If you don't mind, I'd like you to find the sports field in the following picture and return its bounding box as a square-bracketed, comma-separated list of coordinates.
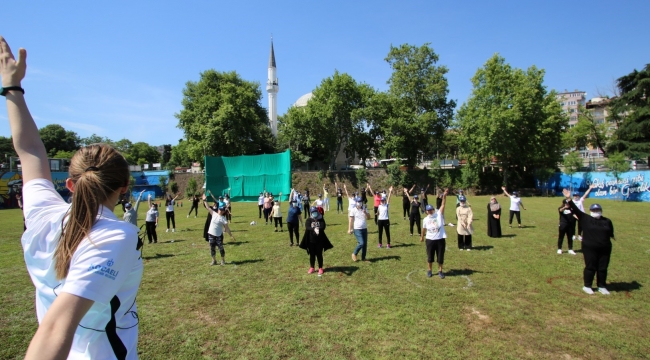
[1, 196, 649, 359]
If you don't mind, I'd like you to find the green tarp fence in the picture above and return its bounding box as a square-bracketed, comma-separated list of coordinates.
[204, 149, 291, 202]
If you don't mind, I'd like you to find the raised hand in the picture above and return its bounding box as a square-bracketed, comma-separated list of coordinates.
[562, 188, 571, 198]
[0, 36, 27, 87]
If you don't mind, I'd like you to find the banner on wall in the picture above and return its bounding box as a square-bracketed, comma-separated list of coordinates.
[539, 170, 650, 202]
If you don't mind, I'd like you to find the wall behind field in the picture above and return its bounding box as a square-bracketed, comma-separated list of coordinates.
[540, 170, 650, 202]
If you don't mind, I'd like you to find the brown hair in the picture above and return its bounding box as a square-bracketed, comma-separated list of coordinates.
[54, 144, 130, 279]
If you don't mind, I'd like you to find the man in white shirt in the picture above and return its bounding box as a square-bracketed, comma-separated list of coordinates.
[501, 187, 526, 228]
[421, 189, 448, 278]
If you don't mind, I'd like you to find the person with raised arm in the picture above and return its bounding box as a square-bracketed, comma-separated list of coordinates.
[263, 190, 273, 225]
[419, 184, 431, 214]
[123, 189, 146, 227]
[343, 183, 357, 217]
[164, 192, 179, 233]
[187, 193, 200, 218]
[376, 186, 394, 248]
[402, 184, 416, 220]
[202, 193, 235, 265]
[257, 191, 265, 219]
[1, 36, 143, 359]
[562, 188, 615, 295]
[271, 192, 284, 232]
[322, 184, 330, 211]
[367, 183, 382, 225]
[572, 183, 596, 241]
[146, 194, 160, 244]
[501, 186, 526, 228]
[405, 188, 422, 236]
[421, 188, 449, 278]
[335, 182, 344, 214]
[286, 189, 304, 246]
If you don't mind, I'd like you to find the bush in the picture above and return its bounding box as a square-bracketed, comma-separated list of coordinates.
[387, 163, 403, 187]
[169, 181, 179, 195]
[159, 175, 168, 195]
[186, 177, 198, 198]
[355, 168, 368, 186]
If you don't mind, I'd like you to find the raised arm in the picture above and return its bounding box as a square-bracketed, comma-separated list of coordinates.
[581, 183, 596, 202]
[134, 190, 145, 212]
[562, 188, 584, 221]
[387, 186, 393, 203]
[202, 194, 215, 215]
[343, 184, 350, 198]
[1, 38, 51, 183]
[366, 183, 375, 196]
[501, 186, 511, 197]
[438, 189, 449, 215]
[148, 193, 152, 208]
[408, 184, 417, 194]
[404, 188, 413, 203]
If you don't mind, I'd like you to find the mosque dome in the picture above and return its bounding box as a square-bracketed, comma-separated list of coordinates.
[294, 92, 313, 108]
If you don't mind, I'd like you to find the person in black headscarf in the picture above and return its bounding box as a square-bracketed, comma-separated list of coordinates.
[299, 206, 334, 276]
[487, 196, 502, 238]
[557, 198, 577, 255]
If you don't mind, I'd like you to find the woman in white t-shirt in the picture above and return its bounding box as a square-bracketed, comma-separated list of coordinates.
[348, 196, 371, 261]
[376, 186, 393, 248]
[2, 37, 143, 359]
[271, 192, 284, 232]
[421, 189, 449, 279]
[164, 193, 179, 232]
[501, 187, 526, 228]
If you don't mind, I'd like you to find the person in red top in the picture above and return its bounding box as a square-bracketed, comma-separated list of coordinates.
[366, 183, 382, 226]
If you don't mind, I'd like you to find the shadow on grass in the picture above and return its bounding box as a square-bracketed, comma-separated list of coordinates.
[390, 243, 416, 248]
[161, 240, 185, 243]
[143, 253, 176, 260]
[445, 268, 481, 276]
[327, 266, 359, 276]
[368, 255, 401, 263]
[519, 225, 536, 229]
[607, 281, 642, 293]
[231, 259, 264, 265]
[472, 245, 494, 251]
[179, 228, 196, 232]
[226, 241, 249, 246]
[501, 234, 517, 238]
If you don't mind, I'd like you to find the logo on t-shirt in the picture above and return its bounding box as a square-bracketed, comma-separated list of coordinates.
[87, 259, 119, 280]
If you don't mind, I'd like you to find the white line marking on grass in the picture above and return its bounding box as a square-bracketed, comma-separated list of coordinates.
[462, 275, 474, 290]
[406, 270, 422, 288]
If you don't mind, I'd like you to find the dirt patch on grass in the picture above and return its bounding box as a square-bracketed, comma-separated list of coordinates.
[465, 307, 492, 332]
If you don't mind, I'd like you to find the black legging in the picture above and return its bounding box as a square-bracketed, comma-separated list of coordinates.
[558, 223, 575, 250]
[582, 245, 611, 288]
[146, 221, 157, 243]
[166, 211, 175, 229]
[409, 214, 421, 235]
[509, 210, 521, 225]
[374, 206, 379, 225]
[403, 203, 410, 218]
[309, 245, 324, 268]
[263, 207, 272, 223]
[377, 219, 391, 245]
[274, 217, 283, 229]
[258, 204, 263, 219]
[188, 204, 198, 217]
[287, 222, 300, 244]
[227, 206, 232, 221]
[458, 234, 472, 249]
[337, 198, 343, 212]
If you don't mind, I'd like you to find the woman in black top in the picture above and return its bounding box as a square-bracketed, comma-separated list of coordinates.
[557, 198, 577, 255]
[299, 206, 334, 276]
[405, 190, 421, 236]
[187, 194, 200, 218]
[563, 188, 615, 295]
[487, 196, 502, 238]
[335, 182, 344, 214]
[303, 189, 311, 219]
[402, 184, 416, 220]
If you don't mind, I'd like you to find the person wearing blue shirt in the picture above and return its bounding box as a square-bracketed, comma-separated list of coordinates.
[286, 189, 304, 246]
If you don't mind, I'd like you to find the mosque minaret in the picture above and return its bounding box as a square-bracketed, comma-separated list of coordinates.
[266, 39, 279, 137]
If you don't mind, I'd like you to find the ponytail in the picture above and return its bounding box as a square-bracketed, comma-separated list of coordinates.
[54, 144, 129, 280]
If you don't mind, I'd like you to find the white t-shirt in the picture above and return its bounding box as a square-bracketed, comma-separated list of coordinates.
[349, 207, 368, 229]
[22, 179, 143, 360]
[347, 197, 356, 212]
[422, 212, 446, 240]
[315, 199, 323, 207]
[272, 204, 282, 218]
[377, 203, 389, 220]
[509, 196, 522, 211]
[574, 198, 585, 212]
[258, 196, 264, 205]
[224, 199, 230, 207]
[165, 200, 174, 212]
[208, 214, 228, 237]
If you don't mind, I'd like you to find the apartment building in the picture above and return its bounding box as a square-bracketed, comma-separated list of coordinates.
[555, 90, 587, 127]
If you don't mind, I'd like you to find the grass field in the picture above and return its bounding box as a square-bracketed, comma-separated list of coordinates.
[1, 195, 650, 359]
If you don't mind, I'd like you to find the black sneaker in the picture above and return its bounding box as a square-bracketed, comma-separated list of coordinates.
[438, 271, 445, 279]
[427, 270, 433, 278]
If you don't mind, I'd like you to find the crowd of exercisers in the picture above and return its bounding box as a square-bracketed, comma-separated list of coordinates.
[1, 36, 616, 359]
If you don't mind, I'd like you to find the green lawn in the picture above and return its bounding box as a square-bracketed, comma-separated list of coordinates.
[1, 196, 649, 359]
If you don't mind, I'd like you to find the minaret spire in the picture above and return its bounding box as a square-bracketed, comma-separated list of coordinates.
[266, 37, 279, 137]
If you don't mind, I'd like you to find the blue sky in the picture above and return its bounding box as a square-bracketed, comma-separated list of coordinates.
[1, 1, 648, 146]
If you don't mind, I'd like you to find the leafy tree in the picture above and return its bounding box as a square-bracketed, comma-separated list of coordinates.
[355, 167, 368, 186]
[52, 150, 76, 159]
[386, 163, 403, 187]
[161, 144, 172, 165]
[169, 140, 193, 168]
[459, 164, 480, 189]
[80, 134, 111, 146]
[604, 152, 629, 182]
[456, 54, 567, 186]
[186, 177, 198, 198]
[176, 70, 275, 159]
[113, 139, 133, 154]
[607, 64, 650, 162]
[125, 142, 160, 165]
[382, 43, 455, 169]
[169, 181, 179, 195]
[39, 124, 79, 157]
[277, 106, 322, 166]
[562, 104, 609, 155]
[159, 175, 168, 194]
[346, 85, 383, 166]
[562, 151, 583, 192]
[0, 136, 17, 159]
[534, 167, 556, 196]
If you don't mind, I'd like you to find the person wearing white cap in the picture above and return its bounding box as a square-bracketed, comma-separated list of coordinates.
[562, 189, 615, 295]
[501, 186, 526, 228]
[421, 189, 449, 278]
[123, 190, 146, 227]
[456, 195, 474, 250]
[376, 186, 393, 248]
[348, 196, 371, 261]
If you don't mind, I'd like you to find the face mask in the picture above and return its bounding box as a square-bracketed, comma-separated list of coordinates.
[311, 212, 319, 218]
[590, 211, 602, 218]
[356, 203, 362, 209]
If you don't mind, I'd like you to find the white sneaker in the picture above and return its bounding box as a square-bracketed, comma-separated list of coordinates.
[598, 287, 610, 295]
[582, 286, 594, 295]
[557, 249, 562, 254]
[194, 216, 197, 218]
[172, 228, 176, 233]
[166, 229, 169, 233]
[568, 250, 576, 255]
[466, 249, 471, 251]
[460, 249, 464, 251]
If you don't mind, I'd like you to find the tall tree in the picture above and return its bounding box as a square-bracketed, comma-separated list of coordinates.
[168, 140, 193, 168]
[124, 142, 160, 165]
[456, 54, 566, 186]
[607, 64, 650, 162]
[176, 70, 275, 159]
[38, 124, 79, 157]
[382, 43, 456, 168]
[0, 136, 16, 159]
[161, 144, 172, 165]
[562, 104, 609, 155]
[80, 133, 111, 146]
